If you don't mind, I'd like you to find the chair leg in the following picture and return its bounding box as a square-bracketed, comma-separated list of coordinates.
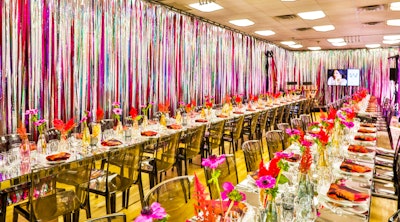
[12, 209, 18, 222]
[72, 209, 80, 222]
[184, 159, 188, 176]
[83, 192, 91, 219]
[110, 193, 117, 213]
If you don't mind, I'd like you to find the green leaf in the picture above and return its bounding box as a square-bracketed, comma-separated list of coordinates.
[278, 174, 289, 184]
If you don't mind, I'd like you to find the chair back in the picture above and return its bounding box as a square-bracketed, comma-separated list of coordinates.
[249, 112, 261, 135]
[300, 114, 312, 131]
[45, 128, 60, 142]
[282, 105, 291, 124]
[0, 135, 7, 152]
[30, 157, 93, 221]
[231, 116, 245, 140]
[155, 132, 182, 166]
[291, 118, 303, 130]
[100, 119, 115, 131]
[242, 140, 263, 172]
[265, 130, 284, 160]
[204, 154, 238, 199]
[143, 175, 195, 221]
[389, 209, 400, 222]
[266, 108, 277, 130]
[207, 120, 225, 150]
[277, 123, 291, 149]
[275, 106, 285, 127]
[86, 213, 126, 222]
[182, 125, 206, 157]
[257, 111, 268, 132]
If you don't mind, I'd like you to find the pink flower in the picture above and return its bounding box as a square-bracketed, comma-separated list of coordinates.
[255, 176, 276, 189]
[301, 140, 313, 147]
[220, 182, 246, 202]
[112, 101, 120, 107]
[113, 108, 122, 115]
[275, 151, 294, 159]
[34, 119, 46, 126]
[285, 128, 301, 136]
[80, 116, 88, 123]
[135, 202, 167, 222]
[342, 121, 354, 128]
[201, 154, 226, 169]
[25, 109, 38, 115]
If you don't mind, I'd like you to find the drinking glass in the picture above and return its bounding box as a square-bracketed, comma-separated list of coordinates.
[48, 140, 60, 154]
[280, 192, 295, 222]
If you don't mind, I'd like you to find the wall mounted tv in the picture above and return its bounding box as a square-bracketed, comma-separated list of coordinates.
[327, 69, 360, 86]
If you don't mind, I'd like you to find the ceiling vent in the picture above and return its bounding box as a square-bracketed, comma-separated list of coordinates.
[357, 4, 385, 12]
[274, 14, 298, 20]
[296, 27, 312, 31]
[363, 21, 382, 26]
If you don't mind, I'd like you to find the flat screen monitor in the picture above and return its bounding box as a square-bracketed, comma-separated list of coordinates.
[347, 69, 360, 86]
[327, 69, 347, 86]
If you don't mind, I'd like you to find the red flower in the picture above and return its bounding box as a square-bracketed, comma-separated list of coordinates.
[258, 159, 268, 177]
[266, 156, 282, 178]
[315, 128, 329, 145]
[327, 107, 337, 120]
[96, 108, 104, 121]
[53, 118, 76, 135]
[235, 96, 242, 104]
[299, 147, 312, 173]
[130, 107, 138, 119]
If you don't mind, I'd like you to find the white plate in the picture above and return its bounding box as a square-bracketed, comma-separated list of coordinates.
[46, 159, 67, 165]
[320, 190, 369, 207]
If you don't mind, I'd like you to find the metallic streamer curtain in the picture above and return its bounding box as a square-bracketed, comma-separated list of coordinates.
[0, 0, 275, 134]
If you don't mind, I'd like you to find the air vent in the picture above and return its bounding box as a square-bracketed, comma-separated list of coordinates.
[363, 21, 382, 26]
[275, 14, 298, 20]
[358, 4, 385, 12]
[296, 27, 311, 31]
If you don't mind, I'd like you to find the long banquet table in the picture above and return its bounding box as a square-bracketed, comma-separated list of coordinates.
[0, 98, 307, 221]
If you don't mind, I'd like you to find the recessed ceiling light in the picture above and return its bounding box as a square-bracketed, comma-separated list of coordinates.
[383, 35, 400, 40]
[327, 38, 345, 43]
[365, 43, 381, 48]
[281, 0, 296, 2]
[313, 25, 335, 32]
[387, 19, 400, 26]
[188, 2, 223, 12]
[289, 44, 303, 49]
[383, 39, 400, 44]
[229, 19, 254, 27]
[332, 42, 347, 46]
[254, 30, 276, 36]
[280, 41, 296, 45]
[390, 2, 400, 11]
[308, 47, 321, 50]
[297, 11, 326, 20]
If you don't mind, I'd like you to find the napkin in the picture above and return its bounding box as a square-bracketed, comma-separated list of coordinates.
[233, 111, 244, 114]
[246, 109, 256, 111]
[217, 114, 228, 118]
[357, 128, 376, 133]
[354, 135, 376, 141]
[360, 123, 375, 128]
[141, 131, 158, 136]
[348, 144, 371, 153]
[327, 184, 369, 202]
[195, 119, 208, 123]
[46, 152, 71, 161]
[101, 139, 123, 147]
[340, 161, 372, 173]
[167, 124, 182, 129]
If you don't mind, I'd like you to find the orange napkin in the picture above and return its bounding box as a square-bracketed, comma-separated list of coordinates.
[233, 111, 244, 114]
[195, 119, 208, 123]
[340, 161, 372, 173]
[46, 152, 71, 161]
[354, 135, 376, 141]
[357, 128, 375, 133]
[246, 109, 256, 111]
[217, 114, 228, 118]
[360, 123, 375, 128]
[167, 124, 182, 130]
[327, 184, 369, 201]
[348, 144, 372, 153]
[101, 139, 123, 146]
[141, 131, 158, 136]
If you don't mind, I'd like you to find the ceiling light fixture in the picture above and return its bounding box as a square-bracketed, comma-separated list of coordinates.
[390, 2, 400, 11]
[229, 19, 254, 27]
[281, 0, 296, 2]
[383, 35, 400, 40]
[332, 42, 347, 46]
[289, 44, 303, 49]
[198, 0, 215, 5]
[297, 11, 326, 20]
[280, 41, 296, 45]
[312, 25, 335, 32]
[365, 43, 381, 48]
[383, 39, 400, 44]
[255, 30, 276, 36]
[327, 38, 345, 43]
[308, 47, 321, 50]
[387, 19, 400, 26]
[189, 2, 223, 12]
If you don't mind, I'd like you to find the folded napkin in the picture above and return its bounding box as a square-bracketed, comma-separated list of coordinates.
[327, 184, 369, 202]
[340, 161, 372, 173]
[246, 109, 256, 111]
[195, 119, 208, 123]
[46, 152, 71, 161]
[233, 111, 244, 114]
[217, 114, 228, 118]
[167, 124, 182, 129]
[357, 128, 376, 133]
[360, 123, 376, 128]
[348, 144, 371, 153]
[141, 131, 158, 136]
[256, 107, 264, 109]
[354, 135, 376, 141]
[101, 139, 123, 147]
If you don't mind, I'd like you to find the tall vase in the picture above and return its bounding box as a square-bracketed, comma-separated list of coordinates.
[82, 122, 91, 147]
[91, 122, 102, 145]
[58, 134, 70, 152]
[260, 194, 279, 222]
[36, 133, 47, 155]
[316, 145, 332, 193]
[20, 139, 31, 174]
[115, 120, 124, 140]
[294, 173, 316, 222]
[160, 113, 167, 127]
[331, 122, 344, 157]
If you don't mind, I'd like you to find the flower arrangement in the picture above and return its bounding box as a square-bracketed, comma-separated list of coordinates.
[141, 102, 154, 116]
[184, 100, 196, 113]
[96, 107, 104, 122]
[202, 154, 226, 209]
[249, 94, 258, 102]
[53, 118, 76, 138]
[17, 124, 29, 141]
[256, 151, 290, 206]
[112, 102, 122, 122]
[135, 202, 169, 222]
[129, 107, 143, 121]
[233, 94, 242, 105]
[223, 95, 232, 104]
[25, 109, 47, 134]
[158, 101, 170, 114]
[204, 96, 214, 110]
[80, 111, 91, 125]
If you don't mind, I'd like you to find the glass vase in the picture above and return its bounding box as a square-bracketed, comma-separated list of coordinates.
[260, 195, 279, 222]
[175, 111, 182, 125]
[20, 139, 31, 174]
[160, 113, 167, 127]
[36, 133, 47, 155]
[58, 134, 70, 152]
[91, 122, 102, 145]
[294, 173, 316, 222]
[115, 120, 124, 140]
[142, 115, 149, 129]
[82, 123, 91, 147]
